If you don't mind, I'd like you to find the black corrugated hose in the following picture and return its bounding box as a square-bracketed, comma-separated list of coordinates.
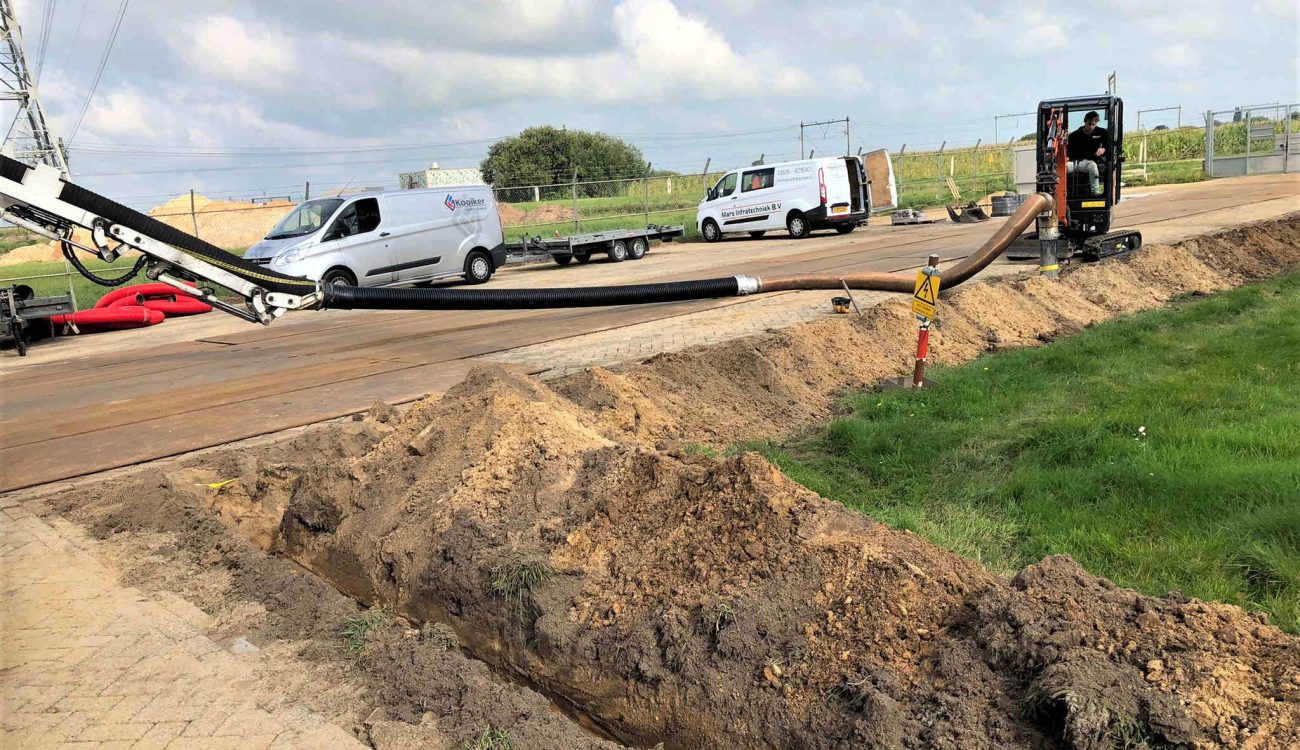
[322, 277, 742, 310]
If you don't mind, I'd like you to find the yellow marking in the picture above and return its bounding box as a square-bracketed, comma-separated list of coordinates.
[1038, 264, 1060, 272]
[202, 479, 238, 490]
[912, 270, 941, 320]
[1080, 200, 1105, 208]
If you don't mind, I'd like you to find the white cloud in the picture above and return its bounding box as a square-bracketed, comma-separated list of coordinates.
[1152, 43, 1197, 72]
[174, 16, 298, 92]
[1013, 11, 1068, 56]
[333, 0, 809, 106]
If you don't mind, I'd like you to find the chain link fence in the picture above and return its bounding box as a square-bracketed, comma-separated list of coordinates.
[4, 100, 1290, 314]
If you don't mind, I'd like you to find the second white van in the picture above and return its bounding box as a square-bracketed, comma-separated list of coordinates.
[696, 152, 896, 241]
[244, 185, 506, 288]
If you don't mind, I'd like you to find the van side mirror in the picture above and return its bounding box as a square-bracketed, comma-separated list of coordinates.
[707, 188, 717, 201]
[324, 225, 346, 241]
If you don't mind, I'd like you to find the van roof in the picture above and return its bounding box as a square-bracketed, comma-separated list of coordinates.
[722, 156, 851, 173]
[312, 185, 490, 202]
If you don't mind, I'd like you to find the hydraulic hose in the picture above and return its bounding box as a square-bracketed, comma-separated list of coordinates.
[757, 193, 1051, 293]
[320, 194, 1051, 312]
[323, 276, 743, 310]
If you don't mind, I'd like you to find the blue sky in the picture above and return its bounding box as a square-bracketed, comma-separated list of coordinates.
[7, 0, 1298, 208]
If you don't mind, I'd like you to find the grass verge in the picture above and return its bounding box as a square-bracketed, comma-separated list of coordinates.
[755, 272, 1300, 633]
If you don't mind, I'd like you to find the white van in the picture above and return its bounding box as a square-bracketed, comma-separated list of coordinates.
[696, 151, 897, 242]
[244, 185, 506, 287]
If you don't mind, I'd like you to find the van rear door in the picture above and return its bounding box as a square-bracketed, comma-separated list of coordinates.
[821, 159, 852, 218]
[843, 157, 867, 213]
[861, 149, 898, 211]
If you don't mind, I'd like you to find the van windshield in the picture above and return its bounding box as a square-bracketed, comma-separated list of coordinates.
[265, 198, 344, 240]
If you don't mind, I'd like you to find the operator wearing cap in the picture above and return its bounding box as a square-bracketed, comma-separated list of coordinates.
[1066, 111, 1111, 196]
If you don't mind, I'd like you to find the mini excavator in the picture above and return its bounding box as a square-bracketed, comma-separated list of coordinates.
[1028, 94, 1143, 273]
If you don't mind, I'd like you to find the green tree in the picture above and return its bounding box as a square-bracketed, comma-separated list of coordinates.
[480, 126, 647, 202]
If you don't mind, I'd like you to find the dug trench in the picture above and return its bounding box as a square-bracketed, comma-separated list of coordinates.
[47, 214, 1300, 749]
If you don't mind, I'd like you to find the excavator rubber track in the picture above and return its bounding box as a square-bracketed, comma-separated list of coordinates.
[1080, 230, 1142, 262]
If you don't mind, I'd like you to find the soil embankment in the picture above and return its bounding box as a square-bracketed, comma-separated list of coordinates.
[57, 215, 1300, 749]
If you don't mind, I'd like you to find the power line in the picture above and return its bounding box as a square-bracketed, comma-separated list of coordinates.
[66, 0, 129, 145]
[54, 0, 87, 81]
[32, 0, 56, 81]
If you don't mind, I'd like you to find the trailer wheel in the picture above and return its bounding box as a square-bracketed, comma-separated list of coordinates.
[574, 253, 592, 264]
[835, 224, 856, 235]
[748, 230, 766, 239]
[554, 254, 573, 266]
[464, 250, 493, 284]
[608, 240, 628, 262]
[787, 211, 810, 239]
[628, 237, 648, 260]
[701, 219, 721, 243]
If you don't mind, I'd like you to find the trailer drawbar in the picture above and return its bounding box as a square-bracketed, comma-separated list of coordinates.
[0, 154, 1049, 323]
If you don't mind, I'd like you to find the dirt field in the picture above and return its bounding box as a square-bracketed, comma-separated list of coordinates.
[21, 214, 1300, 749]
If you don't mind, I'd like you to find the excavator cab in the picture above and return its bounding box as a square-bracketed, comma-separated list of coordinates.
[1034, 94, 1141, 261]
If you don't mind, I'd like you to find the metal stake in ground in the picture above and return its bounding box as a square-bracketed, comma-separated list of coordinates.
[910, 254, 942, 389]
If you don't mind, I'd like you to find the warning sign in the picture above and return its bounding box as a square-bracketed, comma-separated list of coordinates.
[912, 270, 941, 320]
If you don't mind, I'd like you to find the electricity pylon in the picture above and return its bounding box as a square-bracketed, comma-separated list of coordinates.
[0, 0, 69, 175]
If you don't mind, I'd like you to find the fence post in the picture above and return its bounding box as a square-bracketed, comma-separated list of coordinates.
[62, 256, 78, 311]
[1245, 109, 1252, 175]
[644, 162, 651, 226]
[189, 189, 199, 238]
[936, 141, 946, 200]
[1204, 111, 1214, 177]
[571, 170, 579, 234]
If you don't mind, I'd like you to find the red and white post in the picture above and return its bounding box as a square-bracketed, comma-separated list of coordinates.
[912, 253, 940, 389]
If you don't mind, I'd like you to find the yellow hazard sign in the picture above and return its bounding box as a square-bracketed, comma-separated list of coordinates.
[912, 270, 941, 320]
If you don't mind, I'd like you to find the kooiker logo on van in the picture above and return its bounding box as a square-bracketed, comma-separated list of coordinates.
[444, 194, 487, 211]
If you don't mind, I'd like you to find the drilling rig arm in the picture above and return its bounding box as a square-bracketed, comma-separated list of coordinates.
[0, 155, 320, 323]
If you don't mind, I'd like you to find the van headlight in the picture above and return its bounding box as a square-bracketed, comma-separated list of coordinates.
[272, 247, 301, 267]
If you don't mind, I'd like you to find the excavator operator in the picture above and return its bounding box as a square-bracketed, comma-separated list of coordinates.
[1066, 111, 1111, 196]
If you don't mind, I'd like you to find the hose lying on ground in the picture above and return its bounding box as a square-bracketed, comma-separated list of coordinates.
[316, 193, 1049, 312]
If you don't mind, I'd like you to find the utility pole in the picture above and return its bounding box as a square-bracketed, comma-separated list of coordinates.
[0, 0, 70, 175]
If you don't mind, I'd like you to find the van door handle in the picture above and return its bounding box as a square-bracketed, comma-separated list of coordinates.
[379, 231, 391, 237]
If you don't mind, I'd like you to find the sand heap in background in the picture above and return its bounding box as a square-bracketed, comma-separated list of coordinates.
[148, 193, 295, 250]
[56, 214, 1300, 749]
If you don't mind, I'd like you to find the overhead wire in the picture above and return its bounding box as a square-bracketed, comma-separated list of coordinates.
[32, 0, 57, 82]
[53, 0, 88, 82]
[66, 0, 130, 145]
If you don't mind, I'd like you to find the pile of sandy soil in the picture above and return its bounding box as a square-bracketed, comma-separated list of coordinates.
[0, 227, 96, 266]
[498, 202, 577, 230]
[52, 214, 1300, 749]
[148, 194, 295, 250]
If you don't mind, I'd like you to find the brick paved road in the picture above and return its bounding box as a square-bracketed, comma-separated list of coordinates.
[0, 496, 365, 750]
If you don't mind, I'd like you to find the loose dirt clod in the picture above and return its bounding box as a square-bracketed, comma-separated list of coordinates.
[50, 214, 1300, 749]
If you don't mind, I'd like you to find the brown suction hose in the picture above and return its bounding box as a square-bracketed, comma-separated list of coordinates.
[757, 193, 1051, 293]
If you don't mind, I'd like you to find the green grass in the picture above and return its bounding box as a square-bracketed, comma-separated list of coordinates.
[463, 728, 512, 750]
[754, 274, 1300, 632]
[490, 554, 555, 623]
[0, 257, 147, 307]
[1123, 159, 1208, 188]
[341, 606, 391, 663]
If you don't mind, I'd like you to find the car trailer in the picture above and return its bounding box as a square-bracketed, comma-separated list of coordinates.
[505, 224, 685, 267]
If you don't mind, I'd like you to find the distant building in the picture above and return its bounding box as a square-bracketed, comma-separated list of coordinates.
[399, 162, 485, 189]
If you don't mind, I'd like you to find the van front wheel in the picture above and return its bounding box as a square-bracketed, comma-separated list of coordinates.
[464, 251, 493, 284]
[701, 219, 721, 243]
[321, 267, 356, 288]
[787, 212, 810, 239]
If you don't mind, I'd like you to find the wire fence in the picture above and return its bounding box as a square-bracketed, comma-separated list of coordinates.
[5, 100, 1288, 314]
